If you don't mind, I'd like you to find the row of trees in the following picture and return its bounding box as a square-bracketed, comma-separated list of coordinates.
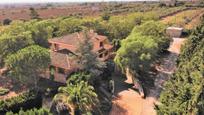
[0, 11, 159, 50]
[157, 20, 204, 114]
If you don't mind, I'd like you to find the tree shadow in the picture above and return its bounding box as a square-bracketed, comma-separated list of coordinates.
[112, 72, 133, 96]
[113, 51, 178, 99]
[0, 75, 26, 93]
[144, 51, 178, 99]
[110, 101, 128, 115]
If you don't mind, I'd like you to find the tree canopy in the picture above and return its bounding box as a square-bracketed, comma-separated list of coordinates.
[5, 45, 50, 87]
[114, 33, 158, 73]
[114, 21, 169, 75]
[133, 20, 170, 52]
[0, 31, 34, 66]
[76, 31, 106, 78]
[54, 80, 99, 115]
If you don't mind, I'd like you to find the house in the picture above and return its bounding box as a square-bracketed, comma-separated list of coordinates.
[48, 30, 113, 83]
[166, 27, 183, 38]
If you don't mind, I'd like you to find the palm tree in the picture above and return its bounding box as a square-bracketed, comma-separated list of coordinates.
[54, 81, 99, 115]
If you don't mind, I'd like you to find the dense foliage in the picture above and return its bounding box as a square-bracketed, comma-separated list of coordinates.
[133, 21, 170, 52]
[0, 31, 34, 66]
[0, 90, 41, 113]
[5, 45, 50, 87]
[6, 108, 51, 115]
[115, 32, 158, 73]
[114, 21, 170, 75]
[54, 77, 99, 115]
[76, 31, 106, 78]
[67, 72, 91, 85]
[157, 22, 204, 114]
[0, 11, 159, 67]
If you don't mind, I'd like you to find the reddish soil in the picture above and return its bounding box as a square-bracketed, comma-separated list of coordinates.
[0, 5, 102, 21]
[110, 38, 186, 115]
[168, 38, 186, 54]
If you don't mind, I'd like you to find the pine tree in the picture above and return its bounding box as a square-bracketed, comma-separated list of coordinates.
[75, 30, 106, 79]
[29, 7, 40, 19]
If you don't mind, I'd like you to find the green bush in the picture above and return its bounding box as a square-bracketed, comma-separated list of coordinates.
[6, 108, 52, 115]
[0, 87, 9, 96]
[0, 90, 41, 113]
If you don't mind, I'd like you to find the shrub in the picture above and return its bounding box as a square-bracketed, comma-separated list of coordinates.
[101, 12, 110, 21]
[0, 90, 42, 114]
[3, 19, 12, 25]
[6, 108, 52, 115]
[0, 87, 9, 96]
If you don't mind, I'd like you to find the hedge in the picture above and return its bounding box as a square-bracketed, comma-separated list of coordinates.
[0, 90, 42, 114]
[6, 108, 52, 115]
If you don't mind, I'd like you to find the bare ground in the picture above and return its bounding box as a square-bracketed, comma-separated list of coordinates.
[0, 75, 27, 99]
[110, 38, 186, 115]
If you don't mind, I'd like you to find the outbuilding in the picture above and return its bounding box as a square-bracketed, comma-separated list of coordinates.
[166, 27, 184, 38]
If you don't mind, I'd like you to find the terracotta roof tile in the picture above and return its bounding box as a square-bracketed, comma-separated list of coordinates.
[49, 31, 107, 52]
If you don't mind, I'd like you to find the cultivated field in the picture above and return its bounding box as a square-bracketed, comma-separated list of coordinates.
[0, 4, 102, 21]
[0, 3, 188, 22]
[161, 8, 204, 28]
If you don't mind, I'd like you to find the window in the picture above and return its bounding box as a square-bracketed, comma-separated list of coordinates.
[58, 68, 65, 74]
[54, 44, 59, 51]
[100, 42, 103, 47]
[99, 53, 103, 58]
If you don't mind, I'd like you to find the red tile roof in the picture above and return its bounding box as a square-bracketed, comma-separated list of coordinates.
[49, 31, 107, 52]
[49, 31, 113, 69]
[50, 50, 79, 69]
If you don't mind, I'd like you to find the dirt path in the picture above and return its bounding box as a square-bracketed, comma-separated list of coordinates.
[110, 38, 186, 115]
